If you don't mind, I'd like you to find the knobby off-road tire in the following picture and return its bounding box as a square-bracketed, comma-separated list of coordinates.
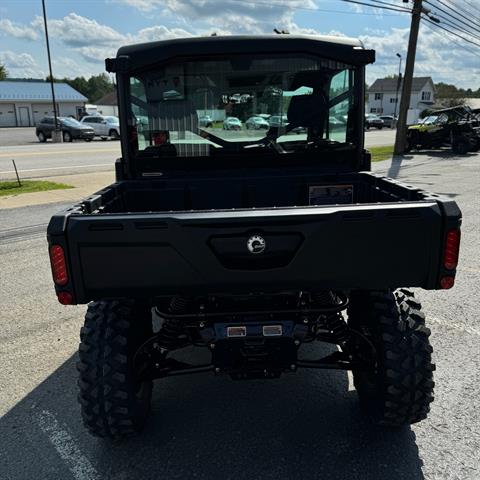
[348, 289, 435, 426]
[77, 300, 153, 440]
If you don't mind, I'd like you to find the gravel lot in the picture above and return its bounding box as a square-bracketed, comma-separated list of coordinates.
[0, 151, 478, 480]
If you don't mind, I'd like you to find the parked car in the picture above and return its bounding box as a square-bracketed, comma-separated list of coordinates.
[379, 115, 397, 128]
[48, 35, 462, 441]
[268, 114, 289, 128]
[199, 115, 213, 127]
[268, 114, 305, 134]
[223, 117, 242, 130]
[36, 117, 95, 142]
[365, 114, 384, 130]
[329, 116, 345, 130]
[80, 115, 120, 140]
[245, 116, 270, 130]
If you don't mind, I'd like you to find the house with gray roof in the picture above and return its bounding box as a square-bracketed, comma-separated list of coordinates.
[367, 76, 435, 121]
[0, 80, 87, 127]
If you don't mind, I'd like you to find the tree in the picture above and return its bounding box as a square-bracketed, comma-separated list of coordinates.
[86, 73, 114, 103]
[0, 64, 8, 80]
[46, 73, 114, 103]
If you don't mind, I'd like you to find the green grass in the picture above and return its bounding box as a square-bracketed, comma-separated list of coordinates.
[370, 145, 394, 162]
[0, 180, 73, 197]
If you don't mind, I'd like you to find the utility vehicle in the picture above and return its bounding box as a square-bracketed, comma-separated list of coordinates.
[47, 35, 462, 440]
[406, 105, 480, 153]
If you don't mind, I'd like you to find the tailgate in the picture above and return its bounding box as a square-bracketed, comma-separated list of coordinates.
[56, 201, 450, 303]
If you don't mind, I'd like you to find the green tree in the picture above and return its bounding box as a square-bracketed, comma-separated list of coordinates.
[86, 74, 114, 103]
[46, 73, 114, 103]
[0, 64, 8, 80]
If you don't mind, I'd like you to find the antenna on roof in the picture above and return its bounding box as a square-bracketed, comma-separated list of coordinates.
[273, 29, 290, 34]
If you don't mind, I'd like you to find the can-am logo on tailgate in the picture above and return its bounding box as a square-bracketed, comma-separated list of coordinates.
[247, 235, 266, 254]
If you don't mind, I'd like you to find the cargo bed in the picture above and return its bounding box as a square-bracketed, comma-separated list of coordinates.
[47, 171, 461, 304]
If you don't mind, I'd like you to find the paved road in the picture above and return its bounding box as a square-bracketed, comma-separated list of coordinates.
[0, 151, 478, 480]
[0, 129, 396, 180]
[0, 142, 120, 181]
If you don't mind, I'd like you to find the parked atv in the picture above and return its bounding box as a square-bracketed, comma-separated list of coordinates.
[47, 35, 462, 440]
[406, 105, 480, 154]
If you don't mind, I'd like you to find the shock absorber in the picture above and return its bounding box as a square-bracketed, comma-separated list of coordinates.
[313, 291, 350, 345]
[156, 296, 188, 352]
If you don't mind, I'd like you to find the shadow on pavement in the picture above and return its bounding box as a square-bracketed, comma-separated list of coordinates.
[385, 148, 474, 179]
[0, 345, 425, 480]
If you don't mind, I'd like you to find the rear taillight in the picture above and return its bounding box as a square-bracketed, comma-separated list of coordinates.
[440, 276, 455, 289]
[57, 291, 74, 305]
[443, 229, 461, 270]
[49, 244, 68, 286]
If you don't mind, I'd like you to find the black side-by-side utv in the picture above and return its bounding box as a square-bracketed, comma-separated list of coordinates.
[47, 35, 462, 440]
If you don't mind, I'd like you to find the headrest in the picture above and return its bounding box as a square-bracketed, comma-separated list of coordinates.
[287, 93, 328, 128]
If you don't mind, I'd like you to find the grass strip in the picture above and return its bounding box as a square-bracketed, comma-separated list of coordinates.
[370, 145, 394, 162]
[0, 180, 73, 197]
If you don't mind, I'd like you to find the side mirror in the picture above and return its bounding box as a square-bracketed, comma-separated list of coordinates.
[102, 120, 107, 124]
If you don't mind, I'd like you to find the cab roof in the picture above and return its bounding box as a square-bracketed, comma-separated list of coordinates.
[108, 35, 375, 73]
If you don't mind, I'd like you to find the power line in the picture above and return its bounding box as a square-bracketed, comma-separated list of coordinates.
[425, 0, 480, 32]
[424, 0, 480, 35]
[444, 3, 480, 27]
[337, 0, 412, 14]
[368, 0, 411, 10]
[228, 0, 409, 16]
[447, 0, 480, 28]
[436, 0, 480, 27]
[422, 16, 480, 49]
[429, 11, 480, 42]
[421, 18, 480, 58]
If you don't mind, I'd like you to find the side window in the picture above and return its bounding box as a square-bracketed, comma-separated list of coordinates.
[327, 69, 352, 143]
[130, 77, 148, 150]
[437, 113, 448, 124]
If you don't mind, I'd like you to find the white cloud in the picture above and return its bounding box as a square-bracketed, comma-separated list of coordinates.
[112, 0, 155, 12]
[0, 50, 45, 77]
[134, 25, 193, 43]
[114, 0, 317, 33]
[0, 19, 38, 41]
[0, 9, 477, 88]
[360, 26, 480, 89]
[31, 13, 125, 47]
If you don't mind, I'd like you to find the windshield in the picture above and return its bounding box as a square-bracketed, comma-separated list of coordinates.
[105, 116, 118, 123]
[61, 117, 83, 127]
[420, 114, 447, 125]
[127, 53, 357, 159]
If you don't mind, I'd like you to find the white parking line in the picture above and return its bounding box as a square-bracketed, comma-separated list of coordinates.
[37, 410, 100, 480]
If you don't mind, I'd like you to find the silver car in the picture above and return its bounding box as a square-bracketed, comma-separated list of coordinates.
[80, 115, 120, 140]
[245, 116, 270, 130]
[223, 117, 242, 130]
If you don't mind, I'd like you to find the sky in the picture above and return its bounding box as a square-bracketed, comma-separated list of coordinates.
[0, 0, 479, 88]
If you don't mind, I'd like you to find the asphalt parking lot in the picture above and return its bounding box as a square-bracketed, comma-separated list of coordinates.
[0, 150, 478, 480]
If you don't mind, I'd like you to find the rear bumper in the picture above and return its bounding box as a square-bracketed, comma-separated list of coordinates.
[73, 131, 95, 140]
[47, 196, 461, 304]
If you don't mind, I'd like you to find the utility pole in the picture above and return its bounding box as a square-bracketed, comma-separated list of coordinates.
[393, 0, 423, 155]
[42, 0, 61, 142]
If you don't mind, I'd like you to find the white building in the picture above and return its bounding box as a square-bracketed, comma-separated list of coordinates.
[367, 76, 435, 123]
[94, 91, 118, 116]
[0, 80, 87, 127]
